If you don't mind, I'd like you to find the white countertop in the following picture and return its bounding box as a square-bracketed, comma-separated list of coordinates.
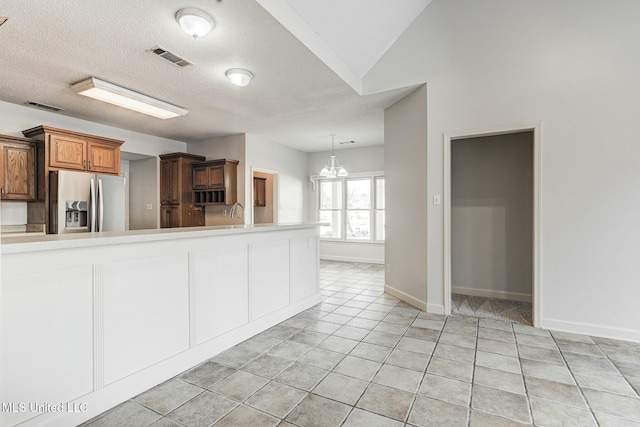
[1, 223, 321, 254]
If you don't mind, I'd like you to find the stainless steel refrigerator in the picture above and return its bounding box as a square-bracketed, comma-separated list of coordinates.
[49, 170, 126, 234]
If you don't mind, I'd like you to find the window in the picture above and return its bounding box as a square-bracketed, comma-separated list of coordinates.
[319, 175, 384, 242]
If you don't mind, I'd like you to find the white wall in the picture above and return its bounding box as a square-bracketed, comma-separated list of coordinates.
[129, 157, 159, 230]
[367, 0, 640, 340]
[308, 145, 385, 264]
[384, 86, 428, 310]
[187, 134, 247, 226]
[0, 203, 27, 226]
[0, 100, 187, 226]
[451, 132, 533, 300]
[245, 133, 309, 224]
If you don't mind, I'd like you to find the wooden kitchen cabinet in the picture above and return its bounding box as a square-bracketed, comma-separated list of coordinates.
[254, 177, 266, 207]
[160, 204, 181, 228]
[192, 159, 238, 205]
[48, 133, 86, 171]
[0, 135, 37, 201]
[160, 157, 180, 204]
[159, 153, 206, 228]
[23, 126, 123, 175]
[22, 125, 125, 233]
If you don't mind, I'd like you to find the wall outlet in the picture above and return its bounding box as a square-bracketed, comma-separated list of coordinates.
[146, 204, 152, 210]
[386, 264, 391, 273]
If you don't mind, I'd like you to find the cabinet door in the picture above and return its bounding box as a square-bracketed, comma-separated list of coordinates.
[49, 134, 87, 171]
[208, 165, 224, 188]
[254, 178, 266, 207]
[87, 141, 119, 174]
[182, 204, 204, 227]
[1, 143, 36, 201]
[160, 159, 179, 204]
[192, 166, 209, 190]
[160, 204, 180, 228]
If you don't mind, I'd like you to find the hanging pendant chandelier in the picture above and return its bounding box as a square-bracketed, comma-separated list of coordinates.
[319, 134, 348, 178]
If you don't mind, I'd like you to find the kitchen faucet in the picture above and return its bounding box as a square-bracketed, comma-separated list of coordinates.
[228, 202, 244, 219]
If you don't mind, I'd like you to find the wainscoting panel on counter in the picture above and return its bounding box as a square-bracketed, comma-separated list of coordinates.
[102, 254, 190, 385]
[2, 267, 94, 427]
[1, 224, 321, 427]
[192, 245, 249, 345]
[250, 240, 290, 320]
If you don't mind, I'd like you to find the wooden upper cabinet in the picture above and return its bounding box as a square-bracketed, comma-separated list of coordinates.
[23, 126, 123, 175]
[49, 134, 87, 171]
[87, 141, 120, 174]
[0, 136, 37, 201]
[192, 159, 239, 205]
[160, 157, 180, 204]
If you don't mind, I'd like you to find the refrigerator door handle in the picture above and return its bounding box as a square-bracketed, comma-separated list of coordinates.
[98, 178, 104, 232]
[90, 178, 97, 232]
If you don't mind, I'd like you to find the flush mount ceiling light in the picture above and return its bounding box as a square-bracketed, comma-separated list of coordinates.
[320, 134, 348, 178]
[70, 77, 188, 119]
[226, 68, 253, 87]
[176, 8, 214, 39]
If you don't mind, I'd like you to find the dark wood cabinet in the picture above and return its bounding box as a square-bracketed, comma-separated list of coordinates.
[192, 159, 238, 205]
[159, 153, 206, 228]
[254, 177, 266, 207]
[0, 135, 37, 201]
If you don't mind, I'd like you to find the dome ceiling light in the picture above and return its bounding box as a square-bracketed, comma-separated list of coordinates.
[176, 8, 214, 39]
[226, 68, 254, 87]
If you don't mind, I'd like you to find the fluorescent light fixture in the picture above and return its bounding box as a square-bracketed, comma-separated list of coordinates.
[176, 8, 214, 39]
[71, 77, 188, 119]
[226, 68, 253, 87]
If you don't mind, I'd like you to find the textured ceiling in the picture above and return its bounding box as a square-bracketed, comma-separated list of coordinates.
[0, 0, 422, 152]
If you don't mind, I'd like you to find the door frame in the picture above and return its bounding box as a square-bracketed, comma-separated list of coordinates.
[250, 167, 279, 225]
[443, 123, 542, 327]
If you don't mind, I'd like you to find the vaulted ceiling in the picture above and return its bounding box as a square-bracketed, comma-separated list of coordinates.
[0, 0, 428, 152]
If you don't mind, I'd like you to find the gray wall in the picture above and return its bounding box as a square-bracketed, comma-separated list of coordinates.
[129, 157, 159, 230]
[451, 132, 533, 298]
[384, 85, 428, 309]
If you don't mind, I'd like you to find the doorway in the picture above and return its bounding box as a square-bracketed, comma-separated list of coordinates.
[444, 125, 541, 326]
[252, 169, 277, 225]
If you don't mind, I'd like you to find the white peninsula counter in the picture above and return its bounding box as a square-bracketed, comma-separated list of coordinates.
[1, 223, 322, 427]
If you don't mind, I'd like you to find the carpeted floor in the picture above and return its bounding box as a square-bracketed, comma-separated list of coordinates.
[451, 293, 532, 325]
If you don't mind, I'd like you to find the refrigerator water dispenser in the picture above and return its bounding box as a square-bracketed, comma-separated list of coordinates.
[65, 201, 88, 229]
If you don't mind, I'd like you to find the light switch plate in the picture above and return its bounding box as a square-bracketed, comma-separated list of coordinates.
[433, 195, 441, 205]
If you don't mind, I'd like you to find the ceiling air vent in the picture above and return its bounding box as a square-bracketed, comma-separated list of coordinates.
[149, 46, 193, 68]
[25, 101, 64, 112]
[339, 140, 356, 145]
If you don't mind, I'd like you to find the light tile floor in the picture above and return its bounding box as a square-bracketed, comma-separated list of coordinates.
[451, 293, 533, 325]
[83, 260, 640, 427]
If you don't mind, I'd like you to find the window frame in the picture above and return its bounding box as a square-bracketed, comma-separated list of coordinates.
[317, 172, 385, 244]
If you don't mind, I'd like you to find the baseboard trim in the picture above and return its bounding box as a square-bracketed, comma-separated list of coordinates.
[384, 284, 427, 311]
[452, 286, 532, 303]
[540, 317, 640, 343]
[320, 255, 384, 265]
[426, 303, 445, 315]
